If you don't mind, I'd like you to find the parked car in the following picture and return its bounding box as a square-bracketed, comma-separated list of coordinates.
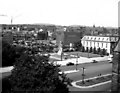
[92, 60, 98, 63]
[66, 62, 74, 66]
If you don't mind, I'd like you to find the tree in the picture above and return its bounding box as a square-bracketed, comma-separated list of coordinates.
[102, 49, 107, 55]
[9, 53, 72, 93]
[97, 47, 101, 54]
[81, 46, 85, 52]
[89, 47, 93, 53]
[74, 41, 82, 51]
[2, 40, 18, 67]
[93, 47, 97, 54]
[103, 27, 108, 35]
[86, 47, 89, 52]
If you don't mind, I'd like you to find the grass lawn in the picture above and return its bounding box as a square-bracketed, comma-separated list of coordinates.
[76, 74, 112, 86]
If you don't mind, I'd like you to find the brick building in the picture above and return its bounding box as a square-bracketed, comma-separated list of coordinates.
[56, 31, 82, 47]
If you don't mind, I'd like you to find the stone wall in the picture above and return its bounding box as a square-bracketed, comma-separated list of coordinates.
[111, 52, 120, 91]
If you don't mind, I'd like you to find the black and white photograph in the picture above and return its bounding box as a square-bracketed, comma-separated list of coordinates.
[0, 0, 120, 93]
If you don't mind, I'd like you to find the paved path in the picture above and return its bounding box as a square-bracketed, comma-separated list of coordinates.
[0, 66, 14, 73]
[55, 56, 111, 66]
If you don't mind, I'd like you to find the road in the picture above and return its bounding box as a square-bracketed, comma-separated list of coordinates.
[61, 62, 112, 92]
[1, 61, 112, 92]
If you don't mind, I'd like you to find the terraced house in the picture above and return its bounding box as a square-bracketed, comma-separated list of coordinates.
[81, 35, 119, 55]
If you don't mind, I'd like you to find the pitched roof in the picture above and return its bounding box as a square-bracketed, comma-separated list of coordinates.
[114, 40, 120, 52]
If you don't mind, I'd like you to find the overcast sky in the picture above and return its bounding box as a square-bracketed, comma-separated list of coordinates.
[0, 0, 119, 27]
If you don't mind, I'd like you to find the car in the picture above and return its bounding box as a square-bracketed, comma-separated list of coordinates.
[92, 60, 98, 63]
[66, 62, 74, 66]
[109, 61, 112, 63]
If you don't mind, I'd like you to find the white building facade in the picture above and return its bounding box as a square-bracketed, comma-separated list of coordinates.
[81, 35, 119, 54]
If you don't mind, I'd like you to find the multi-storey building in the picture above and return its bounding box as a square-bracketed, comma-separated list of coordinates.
[81, 35, 119, 54]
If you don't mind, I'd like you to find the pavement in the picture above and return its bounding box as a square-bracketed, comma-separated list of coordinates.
[0, 54, 111, 73]
[55, 56, 111, 66]
[0, 61, 112, 91]
[0, 66, 14, 73]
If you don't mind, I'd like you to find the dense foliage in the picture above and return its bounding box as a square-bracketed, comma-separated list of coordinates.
[74, 41, 82, 51]
[8, 52, 71, 93]
[2, 40, 17, 67]
[2, 40, 27, 67]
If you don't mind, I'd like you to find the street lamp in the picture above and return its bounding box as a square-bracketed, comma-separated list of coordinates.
[76, 53, 79, 70]
[82, 67, 86, 84]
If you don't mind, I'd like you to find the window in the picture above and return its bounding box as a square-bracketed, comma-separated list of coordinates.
[102, 43, 103, 48]
[98, 42, 99, 47]
[87, 42, 88, 46]
[102, 38, 104, 41]
[106, 43, 107, 48]
[83, 41, 85, 45]
[90, 41, 92, 47]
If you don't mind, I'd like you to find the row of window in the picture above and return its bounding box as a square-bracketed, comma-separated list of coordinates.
[83, 36, 119, 42]
[84, 36, 109, 41]
[82, 41, 108, 48]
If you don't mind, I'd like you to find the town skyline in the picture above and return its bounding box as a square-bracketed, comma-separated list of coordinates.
[0, 0, 118, 27]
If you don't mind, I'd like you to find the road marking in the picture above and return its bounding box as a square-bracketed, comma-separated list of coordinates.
[59, 70, 80, 74]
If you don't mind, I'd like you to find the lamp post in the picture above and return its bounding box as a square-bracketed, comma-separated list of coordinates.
[82, 67, 85, 84]
[76, 53, 79, 70]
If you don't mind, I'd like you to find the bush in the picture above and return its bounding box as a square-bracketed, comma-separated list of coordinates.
[9, 53, 71, 93]
[100, 55, 104, 57]
[2, 40, 20, 67]
[93, 47, 97, 54]
[2, 76, 12, 93]
[81, 46, 85, 52]
[66, 62, 74, 66]
[89, 47, 93, 53]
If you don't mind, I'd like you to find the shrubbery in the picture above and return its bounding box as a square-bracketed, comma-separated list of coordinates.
[2, 40, 72, 93]
[2, 40, 18, 67]
[7, 52, 71, 93]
